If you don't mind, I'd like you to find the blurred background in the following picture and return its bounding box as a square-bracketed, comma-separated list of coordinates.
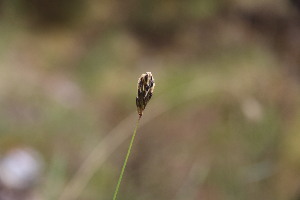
[0, 0, 300, 199]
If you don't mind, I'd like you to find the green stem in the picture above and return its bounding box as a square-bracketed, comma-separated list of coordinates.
[112, 117, 141, 200]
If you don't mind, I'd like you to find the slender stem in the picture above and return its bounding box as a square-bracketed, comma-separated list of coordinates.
[112, 116, 141, 200]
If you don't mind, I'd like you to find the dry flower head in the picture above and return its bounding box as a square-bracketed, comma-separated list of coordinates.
[136, 72, 155, 117]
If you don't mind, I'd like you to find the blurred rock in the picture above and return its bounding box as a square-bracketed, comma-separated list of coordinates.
[241, 98, 263, 122]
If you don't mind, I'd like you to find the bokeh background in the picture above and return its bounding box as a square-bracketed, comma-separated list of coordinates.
[1, 0, 300, 200]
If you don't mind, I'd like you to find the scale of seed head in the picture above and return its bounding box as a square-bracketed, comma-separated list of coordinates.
[136, 72, 155, 117]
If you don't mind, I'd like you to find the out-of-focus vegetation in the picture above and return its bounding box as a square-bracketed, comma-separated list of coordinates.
[0, 0, 300, 200]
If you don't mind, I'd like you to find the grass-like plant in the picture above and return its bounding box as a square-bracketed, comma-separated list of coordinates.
[112, 72, 155, 200]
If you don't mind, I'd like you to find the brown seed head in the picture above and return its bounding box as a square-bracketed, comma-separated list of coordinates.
[136, 72, 155, 117]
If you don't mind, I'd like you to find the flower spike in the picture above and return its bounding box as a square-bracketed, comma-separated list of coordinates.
[136, 72, 155, 117]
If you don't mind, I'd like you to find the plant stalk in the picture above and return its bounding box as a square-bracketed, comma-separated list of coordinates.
[112, 116, 141, 200]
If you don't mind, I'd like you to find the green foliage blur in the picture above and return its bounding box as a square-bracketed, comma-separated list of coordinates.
[0, 0, 300, 199]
